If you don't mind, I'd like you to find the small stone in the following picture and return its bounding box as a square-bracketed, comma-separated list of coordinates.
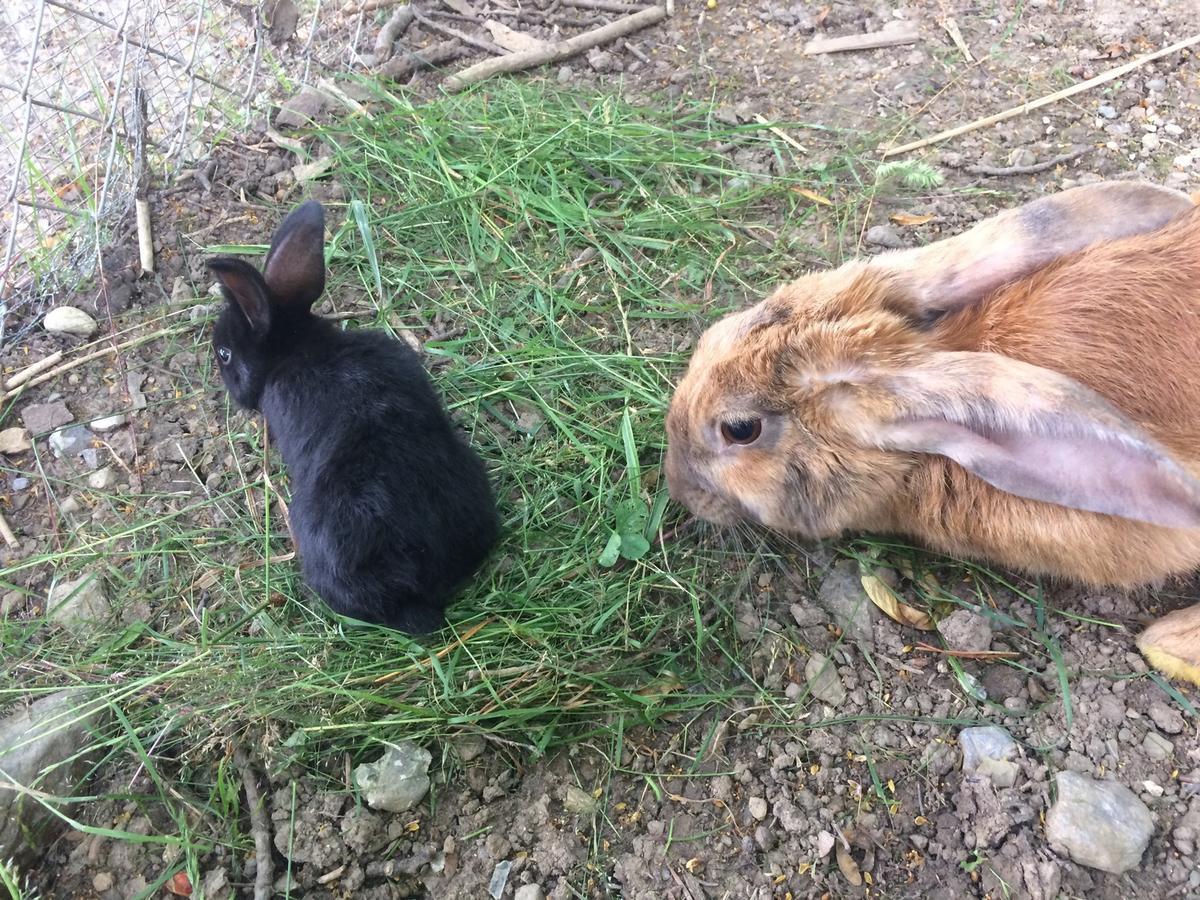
[49, 425, 92, 458]
[937, 609, 993, 652]
[1, 591, 24, 616]
[816, 560, 875, 646]
[1007, 147, 1036, 167]
[88, 467, 116, 490]
[865, 224, 904, 249]
[43, 306, 98, 337]
[127, 372, 148, 410]
[47, 574, 111, 629]
[1147, 77, 1167, 92]
[275, 86, 327, 129]
[960, 725, 1018, 773]
[564, 785, 596, 815]
[0, 427, 32, 454]
[556, 65, 574, 83]
[586, 49, 620, 73]
[11, 478, 29, 491]
[1046, 771, 1154, 874]
[454, 733, 486, 763]
[93, 872, 114, 891]
[805, 652, 847, 706]
[514, 886, 545, 900]
[90, 414, 128, 433]
[1148, 701, 1185, 735]
[1097, 104, 1118, 119]
[976, 756, 1019, 788]
[1141, 731, 1174, 759]
[774, 799, 805, 834]
[816, 830, 836, 858]
[1142, 132, 1161, 152]
[754, 825, 774, 852]
[748, 796, 768, 820]
[353, 741, 431, 812]
[1164, 123, 1184, 137]
[21, 400, 72, 434]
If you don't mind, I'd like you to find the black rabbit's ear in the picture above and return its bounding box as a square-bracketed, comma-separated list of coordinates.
[208, 258, 272, 335]
[263, 200, 326, 311]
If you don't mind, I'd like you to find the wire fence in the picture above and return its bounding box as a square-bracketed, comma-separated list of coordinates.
[0, 0, 318, 347]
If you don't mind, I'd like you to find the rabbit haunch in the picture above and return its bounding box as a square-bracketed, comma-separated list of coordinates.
[665, 181, 1200, 685]
[208, 200, 498, 634]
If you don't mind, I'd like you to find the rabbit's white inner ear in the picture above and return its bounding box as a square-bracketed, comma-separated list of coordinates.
[877, 181, 1194, 318]
[263, 200, 326, 310]
[871, 351, 1200, 529]
[210, 259, 272, 335]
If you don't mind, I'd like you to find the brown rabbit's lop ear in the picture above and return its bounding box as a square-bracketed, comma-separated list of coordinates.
[877, 181, 1194, 321]
[263, 200, 327, 310]
[866, 351, 1200, 529]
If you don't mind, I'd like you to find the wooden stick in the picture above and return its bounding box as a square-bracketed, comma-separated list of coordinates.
[804, 23, 919, 56]
[412, 7, 509, 56]
[965, 146, 1093, 177]
[136, 199, 154, 274]
[881, 32, 1200, 157]
[233, 750, 274, 900]
[0, 511, 17, 548]
[939, 17, 972, 62]
[344, 0, 403, 12]
[753, 113, 809, 154]
[378, 39, 465, 79]
[4, 350, 63, 391]
[444, 5, 667, 91]
[373, 3, 415, 60]
[562, 0, 648, 12]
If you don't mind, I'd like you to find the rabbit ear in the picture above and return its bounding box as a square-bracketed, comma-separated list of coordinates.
[262, 200, 326, 310]
[208, 258, 272, 335]
[877, 181, 1193, 321]
[866, 351, 1200, 528]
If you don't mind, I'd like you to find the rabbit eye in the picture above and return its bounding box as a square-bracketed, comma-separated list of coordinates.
[217, 347, 232, 365]
[721, 418, 762, 445]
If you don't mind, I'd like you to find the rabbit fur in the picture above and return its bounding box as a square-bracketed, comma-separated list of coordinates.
[665, 181, 1200, 683]
[208, 200, 498, 634]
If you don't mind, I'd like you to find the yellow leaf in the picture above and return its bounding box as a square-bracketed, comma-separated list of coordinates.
[861, 573, 935, 631]
[791, 187, 834, 206]
[889, 212, 935, 226]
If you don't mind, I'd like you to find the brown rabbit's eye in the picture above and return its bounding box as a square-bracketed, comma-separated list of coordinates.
[217, 347, 232, 365]
[721, 418, 762, 445]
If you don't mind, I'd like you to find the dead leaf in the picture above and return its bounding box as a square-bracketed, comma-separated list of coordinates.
[166, 871, 193, 896]
[889, 212, 935, 226]
[483, 20, 549, 53]
[791, 187, 833, 206]
[836, 843, 863, 886]
[861, 573, 935, 631]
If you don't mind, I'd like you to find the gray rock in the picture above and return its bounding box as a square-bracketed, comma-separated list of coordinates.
[49, 424, 92, 458]
[21, 400, 72, 434]
[1007, 147, 1036, 168]
[353, 741, 431, 812]
[87, 467, 116, 490]
[804, 652, 847, 706]
[1142, 731, 1174, 760]
[865, 224, 904, 249]
[563, 785, 595, 815]
[774, 799, 805, 834]
[11, 477, 29, 491]
[0, 427, 31, 454]
[275, 86, 327, 129]
[454, 733, 486, 763]
[127, 372, 148, 410]
[514, 886, 545, 900]
[488, 860, 512, 899]
[1097, 104, 1118, 119]
[1147, 700, 1184, 735]
[90, 413, 127, 433]
[816, 560, 875, 646]
[43, 306, 98, 337]
[1046, 771, 1154, 874]
[960, 725, 1018, 772]
[47, 574, 111, 629]
[937, 609, 993, 652]
[556, 65, 574, 83]
[748, 796, 768, 820]
[0, 690, 107, 867]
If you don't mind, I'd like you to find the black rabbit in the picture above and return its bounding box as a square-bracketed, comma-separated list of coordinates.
[208, 200, 498, 634]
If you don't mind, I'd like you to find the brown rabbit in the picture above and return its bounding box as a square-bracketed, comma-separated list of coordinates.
[665, 181, 1200, 685]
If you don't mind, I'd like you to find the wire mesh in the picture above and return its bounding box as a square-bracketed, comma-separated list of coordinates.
[0, 0, 313, 347]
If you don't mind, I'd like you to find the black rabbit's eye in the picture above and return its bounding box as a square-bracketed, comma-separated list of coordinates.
[217, 347, 232, 365]
[720, 418, 762, 445]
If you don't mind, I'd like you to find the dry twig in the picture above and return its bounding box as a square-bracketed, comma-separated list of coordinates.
[379, 39, 466, 79]
[804, 23, 919, 55]
[233, 750, 273, 900]
[965, 146, 1093, 177]
[412, 6, 509, 56]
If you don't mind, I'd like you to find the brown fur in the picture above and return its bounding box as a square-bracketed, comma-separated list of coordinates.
[666, 182, 1200, 680]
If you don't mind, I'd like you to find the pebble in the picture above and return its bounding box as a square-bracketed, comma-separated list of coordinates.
[1164, 122, 1184, 137]
[865, 224, 904, 249]
[1, 591, 24, 616]
[1097, 104, 1118, 119]
[937, 609, 993, 652]
[960, 725, 1019, 787]
[1141, 731, 1174, 760]
[563, 785, 595, 815]
[754, 825, 774, 852]
[1045, 771, 1154, 874]
[514, 886, 545, 900]
[275, 85, 327, 128]
[816, 560, 875, 647]
[47, 574, 111, 630]
[43, 306, 98, 337]
[1007, 147, 1036, 167]
[20, 400, 73, 434]
[816, 830, 836, 858]
[1147, 700, 1185, 735]
[90, 414, 128, 433]
[87, 467, 116, 490]
[805, 652, 847, 706]
[1142, 133, 1161, 152]
[0, 427, 32, 454]
[49, 425, 92, 459]
[556, 65, 574, 83]
[774, 799, 805, 834]
[352, 741, 431, 812]
[92, 872, 114, 891]
[748, 796, 768, 820]
[11, 477, 29, 491]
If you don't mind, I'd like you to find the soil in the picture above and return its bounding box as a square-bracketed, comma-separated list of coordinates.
[4, 1, 1199, 898]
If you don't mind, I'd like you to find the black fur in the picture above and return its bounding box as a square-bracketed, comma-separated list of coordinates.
[208, 200, 498, 634]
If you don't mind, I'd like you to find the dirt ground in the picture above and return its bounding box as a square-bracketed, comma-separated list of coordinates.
[4, 1, 1200, 898]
